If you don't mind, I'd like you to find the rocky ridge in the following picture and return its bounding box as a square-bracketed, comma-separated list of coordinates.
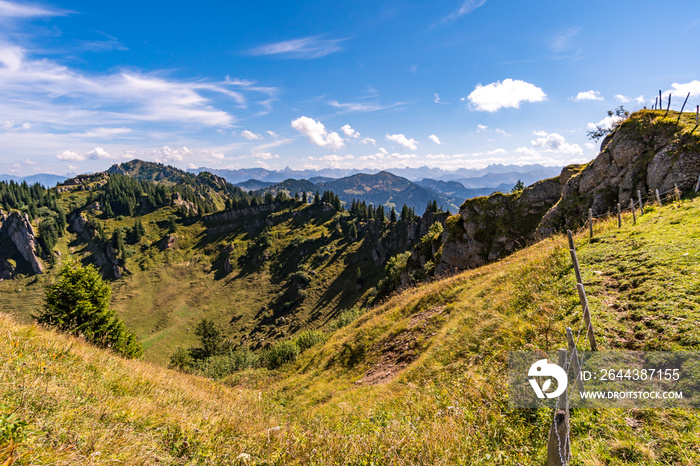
[433, 110, 700, 275]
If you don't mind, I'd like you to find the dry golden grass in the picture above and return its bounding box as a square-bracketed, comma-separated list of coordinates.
[2, 199, 700, 464]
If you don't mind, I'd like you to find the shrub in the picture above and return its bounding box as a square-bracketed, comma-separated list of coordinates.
[264, 340, 300, 369]
[332, 306, 366, 329]
[295, 329, 326, 351]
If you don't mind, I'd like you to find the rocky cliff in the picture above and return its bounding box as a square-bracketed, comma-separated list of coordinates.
[69, 213, 125, 279]
[537, 110, 700, 235]
[434, 110, 700, 275]
[0, 211, 44, 277]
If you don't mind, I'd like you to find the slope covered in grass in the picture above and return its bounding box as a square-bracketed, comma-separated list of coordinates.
[2, 198, 700, 464]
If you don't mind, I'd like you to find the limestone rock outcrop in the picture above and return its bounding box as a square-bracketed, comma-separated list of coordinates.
[0, 211, 44, 275]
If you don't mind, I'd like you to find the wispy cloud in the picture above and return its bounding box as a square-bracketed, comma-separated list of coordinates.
[433, 0, 487, 28]
[248, 36, 346, 59]
[550, 26, 582, 53]
[0, 44, 280, 129]
[78, 33, 128, 52]
[433, 93, 448, 104]
[328, 99, 403, 114]
[0, 0, 64, 19]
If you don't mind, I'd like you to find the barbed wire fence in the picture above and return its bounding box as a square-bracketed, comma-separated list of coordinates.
[545, 100, 700, 464]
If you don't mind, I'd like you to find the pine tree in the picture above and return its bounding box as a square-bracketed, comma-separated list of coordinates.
[376, 205, 386, 222]
[349, 221, 358, 240]
[390, 207, 398, 223]
[302, 191, 308, 203]
[37, 262, 142, 358]
[400, 204, 410, 221]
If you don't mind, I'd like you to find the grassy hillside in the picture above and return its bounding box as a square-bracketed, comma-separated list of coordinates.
[2, 196, 699, 464]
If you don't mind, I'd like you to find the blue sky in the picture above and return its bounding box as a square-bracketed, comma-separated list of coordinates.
[1, 0, 700, 176]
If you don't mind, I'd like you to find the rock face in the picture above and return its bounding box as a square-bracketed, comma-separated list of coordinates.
[537, 111, 700, 235]
[436, 171, 570, 275]
[435, 110, 700, 275]
[365, 211, 449, 267]
[0, 211, 44, 275]
[68, 212, 126, 279]
[172, 192, 197, 213]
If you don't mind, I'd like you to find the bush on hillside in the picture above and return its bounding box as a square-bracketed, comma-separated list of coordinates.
[36, 262, 142, 358]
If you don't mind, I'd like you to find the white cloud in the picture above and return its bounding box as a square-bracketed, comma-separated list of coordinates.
[467, 79, 546, 112]
[477, 124, 510, 136]
[56, 150, 82, 161]
[530, 132, 583, 156]
[248, 36, 346, 59]
[55, 146, 115, 161]
[515, 146, 540, 157]
[291, 116, 345, 150]
[241, 129, 262, 140]
[23, 158, 36, 165]
[587, 115, 624, 131]
[666, 80, 700, 97]
[360, 137, 376, 145]
[386, 133, 418, 150]
[341, 124, 360, 138]
[532, 130, 548, 137]
[635, 95, 645, 104]
[573, 90, 603, 101]
[252, 151, 278, 160]
[85, 147, 115, 160]
[428, 134, 441, 144]
[615, 94, 630, 103]
[266, 130, 278, 138]
[124, 146, 194, 163]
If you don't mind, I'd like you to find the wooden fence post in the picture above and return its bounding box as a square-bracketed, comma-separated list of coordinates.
[677, 92, 690, 124]
[547, 349, 571, 466]
[656, 189, 662, 206]
[659, 90, 662, 110]
[630, 199, 636, 224]
[617, 202, 621, 228]
[664, 94, 671, 118]
[576, 283, 598, 350]
[567, 230, 583, 285]
[638, 190, 644, 215]
[696, 105, 699, 124]
[588, 209, 593, 239]
[695, 173, 700, 192]
[565, 327, 585, 396]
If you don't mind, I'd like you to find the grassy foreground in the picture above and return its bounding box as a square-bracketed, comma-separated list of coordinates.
[2, 198, 700, 464]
